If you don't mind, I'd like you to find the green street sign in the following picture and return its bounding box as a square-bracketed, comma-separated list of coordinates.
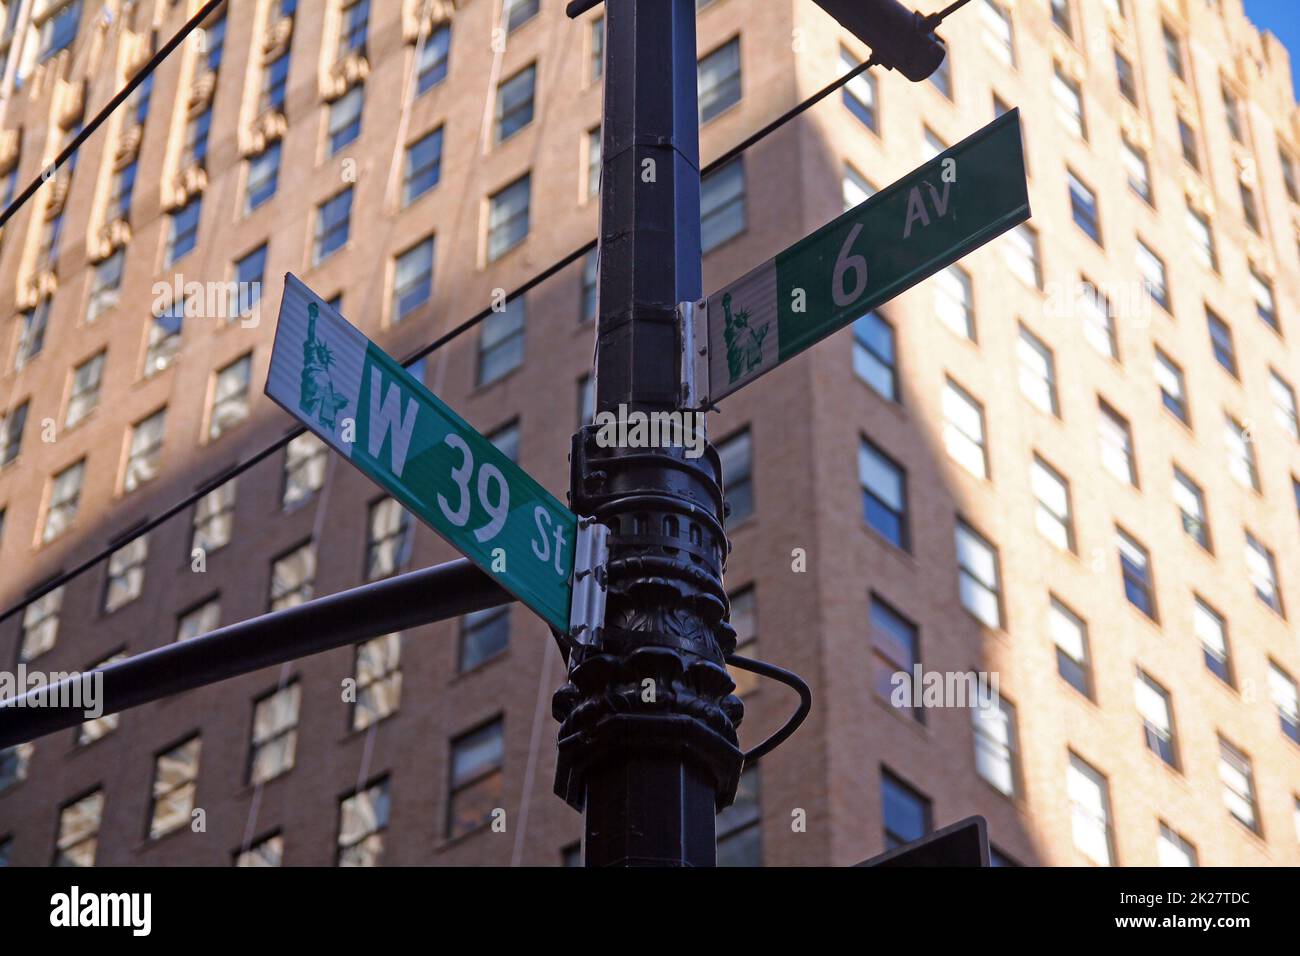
[696, 109, 1030, 406]
[265, 275, 578, 632]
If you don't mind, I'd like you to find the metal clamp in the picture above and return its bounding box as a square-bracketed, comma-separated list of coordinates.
[678, 299, 710, 412]
[568, 517, 610, 645]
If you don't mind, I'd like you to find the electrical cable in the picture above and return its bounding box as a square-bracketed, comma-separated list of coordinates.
[726, 653, 812, 764]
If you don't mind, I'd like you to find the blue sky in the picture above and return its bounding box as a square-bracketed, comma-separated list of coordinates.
[1243, 0, 1300, 94]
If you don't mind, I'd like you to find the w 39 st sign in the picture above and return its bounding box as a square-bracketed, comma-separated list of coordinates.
[265, 275, 577, 631]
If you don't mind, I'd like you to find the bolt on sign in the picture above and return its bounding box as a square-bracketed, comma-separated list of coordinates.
[693, 109, 1030, 407]
[266, 275, 578, 631]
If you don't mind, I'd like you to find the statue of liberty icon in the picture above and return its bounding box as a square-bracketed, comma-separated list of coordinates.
[721, 292, 769, 384]
[299, 302, 350, 429]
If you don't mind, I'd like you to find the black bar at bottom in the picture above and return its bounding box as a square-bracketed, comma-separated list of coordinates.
[0, 558, 511, 748]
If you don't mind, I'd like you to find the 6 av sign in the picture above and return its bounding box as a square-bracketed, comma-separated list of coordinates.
[692, 109, 1031, 407]
[265, 275, 579, 632]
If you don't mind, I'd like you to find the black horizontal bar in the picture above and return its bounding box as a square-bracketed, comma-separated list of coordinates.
[566, 0, 603, 18]
[0, 559, 511, 749]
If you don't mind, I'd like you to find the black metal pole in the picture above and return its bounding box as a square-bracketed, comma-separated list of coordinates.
[0, 559, 510, 748]
[555, 0, 743, 866]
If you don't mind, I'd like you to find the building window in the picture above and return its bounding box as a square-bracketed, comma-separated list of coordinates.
[269, 541, 316, 611]
[1245, 532, 1282, 615]
[495, 64, 536, 143]
[1271, 371, 1299, 441]
[580, 250, 598, 323]
[54, 789, 103, 867]
[39, 0, 82, 61]
[859, 439, 907, 549]
[1194, 596, 1232, 685]
[716, 765, 762, 866]
[392, 237, 435, 323]
[590, 14, 604, 81]
[1114, 48, 1139, 106]
[460, 606, 510, 672]
[149, 736, 201, 840]
[14, 301, 50, 370]
[1218, 738, 1258, 832]
[505, 0, 538, 33]
[403, 127, 442, 205]
[718, 429, 753, 527]
[1222, 80, 1244, 142]
[143, 301, 183, 378]
[1067, 754, 1112, 865]
[577, 374, 594, 428]
[0, 400, 26, 466]
[245, 142, 281, 213]
[841, 47, 877, 131]
[352, 633, 401, 731]
[1098, 401, 1136, 486]
[1136, 240, 1169, 312]
[365, 497, 413, 581]
[1049, 0, 1073, 37]
[338, 0, 369, 57]
[477, 296, 525, 386]
[314, 187, 353, 262]
[44, 459, 85, 542]
[128, 72, 153, 126]
[416, 23, 450, 94]
[181, 106, 211, 169]
[881, 770, 931, 849]
[338, 778, 389, 866]
[1224, 415, 1258, 491]
[1158, 824, 1197, 867]
[973, 696, 1017, 796]
[1240, 181, 1262, 234]
[1269, 662, 1300, 745]
[1017, 326, 1057, 415]
[942, 379, 987, 479]
[123, 408, 166, 492]
[701, 159, 745, 252]
[1280, 146, 1299, 203]
[843, 163, 875, 212]
[235, 833, 283, 867]
[167, 197, 201, 265]
[283, 433, 327, 507]
[698, 38, 741, 123]
[586, 126, 602, 200]
[1003, 223, 1041, 289]
[86, 250, 124, 322]
[65, 352, 105, 428]
[1135, 670, 1178, 767]
[923, 127, 947, 162]
[928, 48, 951, 99]
[934, 264, 974, 339]
[1163, 22, 1185, 80]
[73, 657, 122, 745]
[1122, 135, 1152, 205]
[447, 719, 505, 839]
[0, 742, 32, 793]
[1068, 171, 1101, 244]
[20, 585, 63, 661]
[1154, 349, 1189, 424]
[327, 85, 364, 156]
[955, 520, 1001, 629]
[230, 245, 267, 322]
[1172, 467, 1210, 550]
[870, 598, 920, 720]
[1052, 65, 1086, 139]
[1050, 597, 1091, 697]
[852, 311, 896, 401]
[177, 596, 221, 642]
[981, 0, 1015, 67]
[202, 14, 226, 72]
[1031, 456, 1074, 552]
[488, 420, 520, 463]
[1116, 527, 1156, 620]
[1251, 268, 1278, 330]
[1186, 202, 1217, 272]
[1206, 309, 1238, 376]
[249, 683, 300, 785]
[487, 174, 530, 261]
[192, 480, 235, 554]
[104, 535, 147, 613]
[209, 355, 252, 440]
[726, 587, 758, 696]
